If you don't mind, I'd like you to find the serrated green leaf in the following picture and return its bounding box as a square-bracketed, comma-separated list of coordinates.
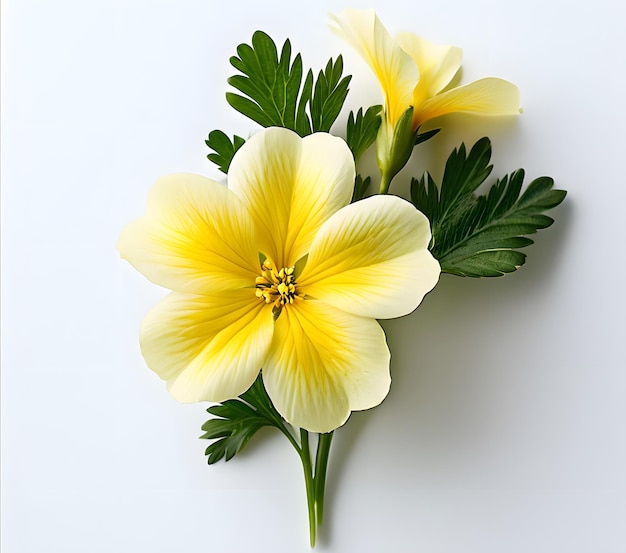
[203, 417, 267, 463]
[444, 250, 528, 277]
[226, 32, 350, 137]
[226, 93, 275, 127]
[346, 106, 382, 161]
[200, 374, 292, 464]
[518, 176, 567, 210]
[295, 70, 314, 136]
[352, 174, 371, 202]
[205, 130, 245, 173]
[439, 137, 493, 214]
[411, 138, 566, 277]
[252, 31, 279, 80]
[309, 56, 351, 132]
[227, 31, 299, 129]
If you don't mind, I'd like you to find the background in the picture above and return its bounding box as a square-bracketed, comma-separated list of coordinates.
[2, 0, 625, 551]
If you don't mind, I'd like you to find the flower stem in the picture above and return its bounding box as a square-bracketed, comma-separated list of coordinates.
[314, 431, 333, 527]
[299, 429, 317, 547]
[379, 171, 392, 195]
[297, 429, 335, 547]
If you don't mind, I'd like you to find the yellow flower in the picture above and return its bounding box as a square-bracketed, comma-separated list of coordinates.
[330, 9, 520, 190]
[118, 127, 440, 433]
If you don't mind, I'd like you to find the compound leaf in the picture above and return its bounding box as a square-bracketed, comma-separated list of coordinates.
[205, 130, 245, 174]
[309, 56, 351, 132]
[225, 31, 350, 137]
[200, 374, 289, 464]
[411, 138, 566, 277]
[346, 105, 382, 161]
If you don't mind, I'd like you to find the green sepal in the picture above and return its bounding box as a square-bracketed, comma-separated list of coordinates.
[205, 130, 245, 173]
[414, 127, 440, 146]
[257, 251, 267, 268]
[377, 106, 416, 193]
[411, 138, 566, 277]
[293, 253, 309, 279]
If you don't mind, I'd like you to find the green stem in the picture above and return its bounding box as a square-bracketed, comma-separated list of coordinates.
[379, 170, 392, 195]
[313, 431, 333, 527]
[293, 429, 335, 547]
[299, 429, 317, 548]
[275, 421, 301, 452]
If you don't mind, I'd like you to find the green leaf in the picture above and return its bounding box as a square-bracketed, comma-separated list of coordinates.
[352, 174, 371, 202]
[309, 56, 351, 132]
[226, 31, 350, 136]
[439, 138, 494, 216]
[205, 130, 245, 173]
[200, 374, 289, 464]
[227, 31, 302, 130]
[411, 138, 566, 277]
[346, 105, 382, 161]
[296, 70, 314, 136]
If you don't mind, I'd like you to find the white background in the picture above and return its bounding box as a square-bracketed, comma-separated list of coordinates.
[2, 1, 625, 551]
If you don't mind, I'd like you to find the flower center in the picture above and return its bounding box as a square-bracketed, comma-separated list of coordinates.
[255, 258, 301, 316]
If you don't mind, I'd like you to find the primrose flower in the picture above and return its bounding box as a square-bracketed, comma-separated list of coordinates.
[118, 127, 440, 433]
[330, 9, 520, 191]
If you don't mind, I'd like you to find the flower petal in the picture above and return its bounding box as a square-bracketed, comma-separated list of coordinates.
[227, 127, 354, 267]
[117, 173, 261, 294]
[263, 300, 391, 433]
[298, 195, 440, 319]
[330, 9, 418, 127]
[415, 77, 521, 128]
[395, 32, 462, 102]
[140, 290, 274, 403]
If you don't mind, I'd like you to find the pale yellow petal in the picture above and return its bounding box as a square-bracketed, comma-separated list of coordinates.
[228, 127, 354, 267]
[414, 77, 521, 128]
[117, 173, 260, 294]
[263, 300, 391, 432]
[330, 9, 418, 126]
[298, 195, 440, 319]
[140, 290, 274, 403]
[395, 32, 462, 103]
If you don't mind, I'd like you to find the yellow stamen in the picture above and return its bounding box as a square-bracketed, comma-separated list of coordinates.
[255, 257, 301, 316]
